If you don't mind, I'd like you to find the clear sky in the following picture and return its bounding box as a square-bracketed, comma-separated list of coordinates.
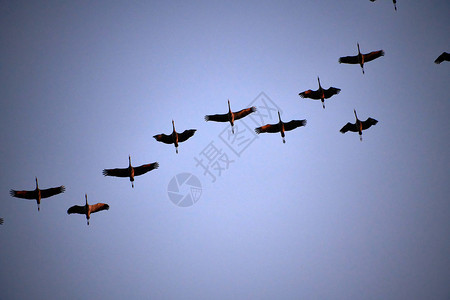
[1, 1, 449, 299]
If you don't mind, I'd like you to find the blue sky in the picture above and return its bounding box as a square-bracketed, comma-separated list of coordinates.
[1, 1, 449, 299]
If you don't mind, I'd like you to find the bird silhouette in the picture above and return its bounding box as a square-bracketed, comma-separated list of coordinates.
[0, 218, 3, 225]
[205, 99, 256, 133]
[9, 177, 65, 211]
[339, 43, 384, 74]
[340, 110, 378, 141]
[299, 77, 341, 109]
[67, 194, 109, 225]
[434, 52, 449, 64]
[153, 120, 196, 153]
[103, 155, 159, 188]
[255, 111, 306, 143]
[370, 0, 397, 11]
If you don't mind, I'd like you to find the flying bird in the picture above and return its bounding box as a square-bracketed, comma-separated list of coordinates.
[340, 109, 378, 141]
[255, 111, 306, 143]
[67, 194, 109, 225]
[103, 155, 159, 188]
[9, 177, 65, 211]
[434, 52, 450, 64]
[153, 120, 196, 153]
[299, 77, 341, 109]
[370, 0, 397, 11]
[0, 218, 3, 225]
[205, 99, 256, 133]
[339, 43, 384, 74]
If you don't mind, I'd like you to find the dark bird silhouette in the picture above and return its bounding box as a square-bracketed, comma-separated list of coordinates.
[299, 77, 341, 109]
[153, 120, 196, 153]
[0, 218, 3, 225]
[102, 155, 159, 188]
[67, 194, 109, 225]
[340, 110, 378, 141]
[9, 177, 65, 211]
[434, 52, 450, 64]
[255, 111, 306, 143]
[205, 99, 256, 133]
[339, 43, 384, 74]
[370, 0, 397, 11]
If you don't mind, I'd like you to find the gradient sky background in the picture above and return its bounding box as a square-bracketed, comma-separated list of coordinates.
[1, 1, 449, 299]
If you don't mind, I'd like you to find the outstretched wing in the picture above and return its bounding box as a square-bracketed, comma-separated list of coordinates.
[102, 167, 129, 177]
[41, 186, 65, 198]
[10, 189, 36, 199]
[339, 55, 359, 64]
[284, 119, 307, 131]
[323, 87, 341, 99]
[178, 129, 196, 143]
[299, 89, 321, 100]
[340, 122, 358, 133]
[90, 203, 110, 214]
[255, 123, 280, 134]
[204, 113, 229, 122]
[361, 117, 378, 130]
[134, 162, 159, 176]
[67, 205, 86, 215]
[363, 50, 384, 62]
[233, 106, 256, 120]
[434, 52, 450, 64]
[153, 133, 173, 144]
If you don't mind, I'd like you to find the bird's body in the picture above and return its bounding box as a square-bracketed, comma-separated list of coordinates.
[153, 120, 196, 153]
[103, 156, 159, 188]
[255, 111, 306, 143]
[205, 99, 256, 133]
[299, 77, 341, 109]
[434, 52, 450, 64]
[339, 43, 384, 74]
[370, 0, 397, 11]
[9, 177, 65, 211]
[67, 194, 109, 225]
[340, 110, 378, 141]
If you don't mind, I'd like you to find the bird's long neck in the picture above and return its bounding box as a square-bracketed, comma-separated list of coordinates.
[357, 43, 361, 55]
[35, 177, 39, 189]
[128, 155, 132, 167]
[317, 77, 321, 89]
[277, 111, 282, 123]
[85, 194, 88, 207]
[354, 110, 359, 121]
[172, 120, 176, 133]
[228, 100, 232, 113]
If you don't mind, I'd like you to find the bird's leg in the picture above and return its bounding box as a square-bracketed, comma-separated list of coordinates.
[132, 181, 134, 188]
[176, 147, 178, 154]
[322, 101, 325, 109]
[359, 134, 362, 142]
[232, 125, 234, 134]
[282, 137, 286, 144]
[38, 203, 40, 211]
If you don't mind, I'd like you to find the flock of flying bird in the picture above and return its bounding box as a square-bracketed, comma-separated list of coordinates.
[5, 1, 450, 226]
